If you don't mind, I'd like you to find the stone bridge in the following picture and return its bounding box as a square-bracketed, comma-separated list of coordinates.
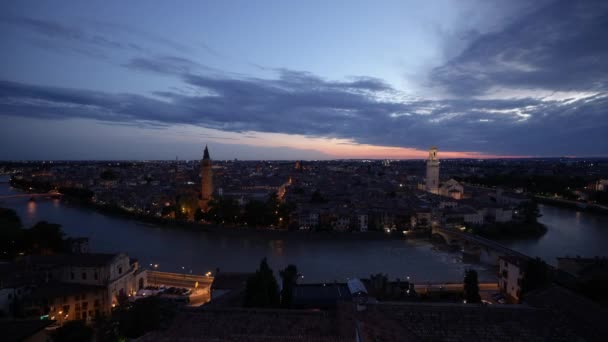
[0, 190, 63, 200]
[431, 226, 530, 265]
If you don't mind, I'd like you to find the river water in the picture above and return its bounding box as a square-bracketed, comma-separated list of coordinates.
[503, 204, 608, 263]
[1, 177, 606, 282]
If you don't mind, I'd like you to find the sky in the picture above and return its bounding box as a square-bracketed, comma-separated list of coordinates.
[0, 0, 607, 160]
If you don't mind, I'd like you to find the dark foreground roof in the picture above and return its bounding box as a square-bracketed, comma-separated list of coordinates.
[1, 319, 54, 342]
[523, 285, 608, 341]
[356, 301, 604, 341]
[292, 283, 351, 308]
[138, 308, 352, 341]
[137, 285, 607, 342]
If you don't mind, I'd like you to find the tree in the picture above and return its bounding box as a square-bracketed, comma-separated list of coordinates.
[521, 257, 552, 298]
[93, 314, 121, 342]
[26, 221, 66, 254]
[277, 201, 295, 228]
[204, 198, 240, 224]
[242, 200, 268, 226]
[518, 201, 542, 224]
[265, 192, 281, 225]
[52, 320, 94, 342]
[463, 269, 481, 303]
[280, 264, 298, 308]
[0, 207, 22, 230]
[0, 208, 25, 259]
[244, 258, 280, 308]
[1, 210, 70, 259]
[114, 296, 166, 338]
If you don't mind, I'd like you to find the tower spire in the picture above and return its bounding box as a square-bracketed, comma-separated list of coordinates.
[200, 144, 213, 212]
[203, 145, 210, 160]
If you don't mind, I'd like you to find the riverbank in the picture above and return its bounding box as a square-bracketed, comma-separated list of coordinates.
[70, 200, 423, 241]
[9, 178, 415, 240]
[7, 178, 540, 242]
[471, 221, 548, 240]
[535, 196, 608, 215]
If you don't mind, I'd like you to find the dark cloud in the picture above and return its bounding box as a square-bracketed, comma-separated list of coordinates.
[1, 72, 606, 156]
[124, 56, 205, 75]
[1, 1, 607, 157]
[1, 15, 144, 55]
[430, 0, 608, 96]
[0, 14, 195, 60]
[85, 19, 192, 53]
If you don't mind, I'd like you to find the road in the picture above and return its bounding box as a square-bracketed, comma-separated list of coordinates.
[414, 282, 498, 293]
[147, 270, 214, 289]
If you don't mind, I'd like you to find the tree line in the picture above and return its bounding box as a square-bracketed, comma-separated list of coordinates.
[198, 193, 294, 228]
[243, 258, 299, 308]
[0, 207, 71, 260]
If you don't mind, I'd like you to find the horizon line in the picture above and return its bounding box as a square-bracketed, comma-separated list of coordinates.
[1, 156, 607, 162]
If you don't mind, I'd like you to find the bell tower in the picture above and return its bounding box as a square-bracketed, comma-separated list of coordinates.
[425, 146, 440, 194]
[200, 145, 213, 211]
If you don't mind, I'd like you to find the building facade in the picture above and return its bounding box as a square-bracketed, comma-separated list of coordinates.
[498, 256, 526, 303]
[200, 145, 214, 212]
[19, 253, 144, 322]
[425, 147, 440, 194]
[439, 178, 464, 199]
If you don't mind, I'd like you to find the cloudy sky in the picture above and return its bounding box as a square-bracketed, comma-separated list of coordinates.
[1, 0, 606, 160]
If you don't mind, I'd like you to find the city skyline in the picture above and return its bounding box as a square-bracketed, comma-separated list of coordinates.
[1, 0, 607, 160]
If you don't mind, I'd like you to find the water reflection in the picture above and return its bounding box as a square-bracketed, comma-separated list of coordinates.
[271, 240, 285, 256]
[27, 200, 36, 215]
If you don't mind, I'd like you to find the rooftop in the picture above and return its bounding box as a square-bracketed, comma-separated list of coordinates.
[22, 253, 125, 267]
[356, 302, 597, 341]
[138, 308, 350, 341]
[292, 283, 352, 308]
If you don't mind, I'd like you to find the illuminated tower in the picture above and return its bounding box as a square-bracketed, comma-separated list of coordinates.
[200, 145, 213, 211]
[425, 146, 440, 194]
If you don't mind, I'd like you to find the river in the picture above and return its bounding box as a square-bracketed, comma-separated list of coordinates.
[1, 177, 606, 282]
[503, 204, 608, 264]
